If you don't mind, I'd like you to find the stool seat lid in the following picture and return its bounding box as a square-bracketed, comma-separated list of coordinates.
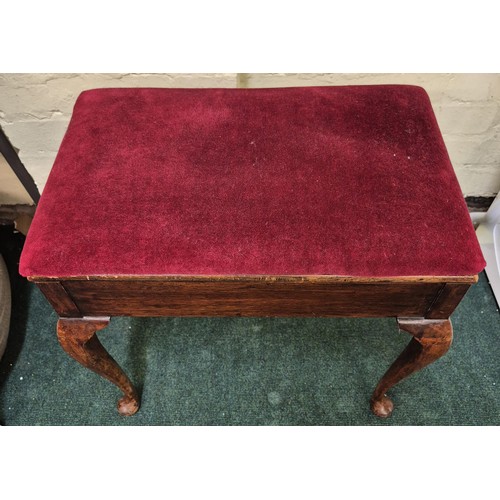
[20, 86, 485, 278]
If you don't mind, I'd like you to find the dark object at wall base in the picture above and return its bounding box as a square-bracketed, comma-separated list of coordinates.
[466, 196, 495, 212]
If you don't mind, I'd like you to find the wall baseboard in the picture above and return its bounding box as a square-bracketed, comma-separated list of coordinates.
[0, 204, 35, 236]
[466, 196, 496, 212]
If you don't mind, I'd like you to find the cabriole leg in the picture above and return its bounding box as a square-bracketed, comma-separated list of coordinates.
[57, 316, 140, 416]
[371, 318, 453, 418]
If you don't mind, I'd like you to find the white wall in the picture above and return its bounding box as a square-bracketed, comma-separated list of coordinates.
[1, 73, 499, 196]
[0, 153, 33, 204]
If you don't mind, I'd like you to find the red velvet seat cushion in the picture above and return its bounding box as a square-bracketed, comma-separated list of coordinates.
[20, 86, 485, 278]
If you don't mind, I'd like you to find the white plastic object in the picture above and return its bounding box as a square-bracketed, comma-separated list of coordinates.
[475, 193, 500, 308]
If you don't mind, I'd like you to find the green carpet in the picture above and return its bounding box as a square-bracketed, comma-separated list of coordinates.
[0, 228, 499, 425]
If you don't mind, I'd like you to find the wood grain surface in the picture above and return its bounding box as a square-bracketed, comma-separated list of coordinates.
[59, 279, 446, 318]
